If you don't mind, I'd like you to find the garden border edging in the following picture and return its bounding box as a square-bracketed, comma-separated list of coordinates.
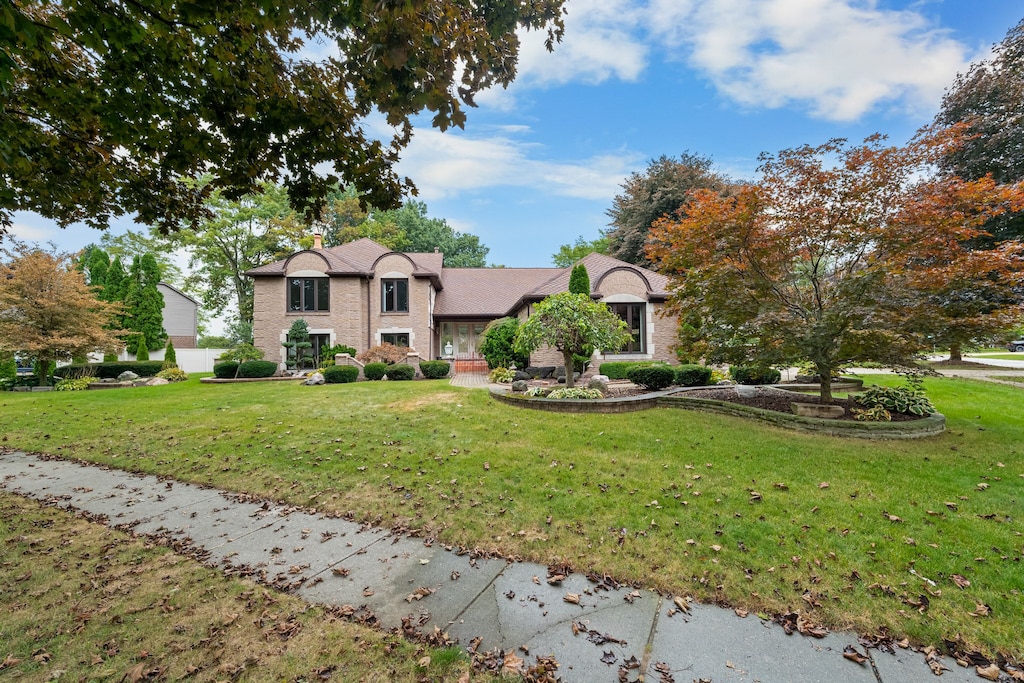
[490, 387, 946, 439]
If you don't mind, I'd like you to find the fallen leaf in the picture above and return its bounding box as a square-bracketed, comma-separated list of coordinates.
[951, 574, 970, 589]
[818, 482, 830, 489]
[563, 593, 580, 605]
[362, 587, 374, 597]
[843, 645, 868, 664]
[977, 664, 1001, 680]
[1, 654, 23, 670]
[331, 566, 349, 577]
[976, 482, 990, 491]
[672, 595, 689, 613]
[417, 656, 431, 668]
[734, 608, 748, 618]
[970, 601, 991, 617]
[502, 651, 524, 675]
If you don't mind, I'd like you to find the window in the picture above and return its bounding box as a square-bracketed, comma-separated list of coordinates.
[288, 277, 329, 311]
[610, 303, 645, 353]
[382, 333, 410, 348]
[382, 278, 408, 312]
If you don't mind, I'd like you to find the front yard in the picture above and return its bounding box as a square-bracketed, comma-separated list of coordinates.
[1, 375, 1022, 663]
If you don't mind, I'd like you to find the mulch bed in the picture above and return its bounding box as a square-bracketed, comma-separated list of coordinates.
[676, 386, 924, 422]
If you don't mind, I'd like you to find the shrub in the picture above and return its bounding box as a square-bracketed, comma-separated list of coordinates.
[364, 362, 389, 380]
[855, 384, 936, 416]
[675, 364, 713, 387]
[323, 365, 359, 383]
[730, 366, 781, 385]
[479, 317, 529, 370]
[386, 364, 415, 381]
[524, 386, 551, 397]
[55, 377, 91, 391]
[0, 354, 16, 385]
[237, 360, 278, 378]
[135, 334, 150, 361]
[547, 387, 604, 399]
[489, 367, 516, 383]
[54, 361, 164, 379]
[599, 361, 660, 380]
[164, 339, 177, 365]
[52, 364, 97, 379]
[219, 343, 265, 363]
[419, 360, 451, 379]
[322, 343, 357, 359]
[358, 343, 407, 365]
[626, 365, 676, 390]
[852, 405, 892, 422]
[156, 367, 189, 383]
[213, 361, 240, 378]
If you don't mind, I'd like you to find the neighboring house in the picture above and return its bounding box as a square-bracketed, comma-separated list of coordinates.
[157, 282, 199, 348]
[246, 236, 678, 370]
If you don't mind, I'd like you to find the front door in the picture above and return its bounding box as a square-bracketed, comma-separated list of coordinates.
[441, 322, 488, 359]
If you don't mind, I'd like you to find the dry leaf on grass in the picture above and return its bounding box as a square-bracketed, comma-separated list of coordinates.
[951, 574, 970, 589]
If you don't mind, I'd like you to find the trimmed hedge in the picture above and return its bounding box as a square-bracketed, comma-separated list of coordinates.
[364, 362, 388, 381]
[730, 365, 781, 385]
[213, 361, 240, 378]
[599, 361, 662, 380]
[237, 360, 278, 378]
[386, 364, 416, 381]
[627, 365, 676, 390]
[323, 365, 359, 384]
[419, 360, 450, 379]
[54, 361, 164, 379]
[675, 364, 713, 387]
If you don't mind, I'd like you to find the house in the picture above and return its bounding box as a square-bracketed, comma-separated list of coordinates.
[157, 282, 199, 348]
[246, 236, 679, 370]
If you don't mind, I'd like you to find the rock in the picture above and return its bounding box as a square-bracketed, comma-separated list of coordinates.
[146, 377, 169, 386]
[117, 371, 139, 381]
[513, 371, 530, 382]
[791, 402, 845, 418]
[511, 380, 528, 393]
[588, 376, 609, 394]
[303, 372, 325, 385]
[555, 365, 566, 378]
[716, 379, 736, 386]
[537, 366, 556, 379]
[735, 384, 758, 398]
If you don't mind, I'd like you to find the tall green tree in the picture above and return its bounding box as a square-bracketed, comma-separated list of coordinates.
[514, 293, 631, 389]
[100, 230, 183, 285]
[122, 254, 166, 351]
[381, 200, 489, 267]
[104, 257, 128, 327]
[0, 242, 123, 385]
[606, 153, 732, 266]
[1, 0, 565, 236]
[551, 235, 609, 267]
[156, 182, 306, 322]
[568, 264, 590, 295]
[83, 246, 110, 291]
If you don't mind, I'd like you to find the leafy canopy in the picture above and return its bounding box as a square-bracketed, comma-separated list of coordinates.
[514, 292, 631, 388]
[647, 127, 1024, 403]
[0, 242, 124, 385]
[1, 0, 565, 234]
[551, 235, 610, 267]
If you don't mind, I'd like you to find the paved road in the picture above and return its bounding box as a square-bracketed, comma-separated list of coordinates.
[1, 448, 978, 682]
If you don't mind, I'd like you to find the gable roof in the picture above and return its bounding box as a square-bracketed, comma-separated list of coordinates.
[244, 238, 443, 278]
[434, 268, 555, 317]
[525, 252, 669, 300]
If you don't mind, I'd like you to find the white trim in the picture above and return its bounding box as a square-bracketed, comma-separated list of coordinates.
[377, 327, 414, 349]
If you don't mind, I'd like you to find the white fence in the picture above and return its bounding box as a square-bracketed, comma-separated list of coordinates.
[89, 348, 229, 374]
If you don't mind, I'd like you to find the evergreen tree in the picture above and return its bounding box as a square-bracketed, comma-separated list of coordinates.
[135, 334, 150, 361]
[123, 254, 166, 350]
[84, 247, 110, 291]
[568, 264, 590, 295]
[104, 257, 127, 324]
[164, 339, 177, 366]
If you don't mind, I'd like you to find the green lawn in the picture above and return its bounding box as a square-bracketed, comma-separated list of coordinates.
[967, 352, 1024, 361]
[2, 376, 1022, 662]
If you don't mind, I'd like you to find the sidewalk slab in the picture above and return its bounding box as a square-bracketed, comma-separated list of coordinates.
[872, 647, 974, 682]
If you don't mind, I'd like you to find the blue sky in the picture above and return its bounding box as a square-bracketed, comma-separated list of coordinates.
[10, 0, 1024, 272]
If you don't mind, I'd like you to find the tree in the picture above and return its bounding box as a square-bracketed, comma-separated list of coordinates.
[135, 334, 150, 361]
[0, 243, 123, 385]
[382, 200, 489, 267]
[936, 18, 1024, 241]
[1, 1, 566, 235]
[647, 129, 1024, 403]
[551, 235, 609, 267]
[123, 254, 166, 351]
[568, 264, 590, 295]
[606, 153, 732, 266]
[478, 317, 529, 370]
[82, 246, 110, 290]
[157, 182, 306, 322]
[283, 319, 313, 370]
[100, 230, 183, 285]
[164, 338, 176, 366]
[514, 293, 631, 388]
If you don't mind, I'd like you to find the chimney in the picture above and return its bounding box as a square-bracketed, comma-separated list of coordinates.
[313, 233, 323, 250]
[434, 247, 439, 253]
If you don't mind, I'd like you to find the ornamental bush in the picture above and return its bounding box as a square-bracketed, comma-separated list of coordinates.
[855, 384, 936, 416]
[323, 365, 359, 383]
[729, 366, 781, 385]
[547, 387, 604, 399]
[626, 365, 676, 390]
[489, 367, 516, 383]
[675, 364, 713, 387]
[599, 361, 659, 380]
[55, 377, 91, 391]
[418, 360, 450, 379]
[363, 362, 389, 380]
[164, 339, 177, 365]
[322, 343, 357, 359]
[478, 317, 529, 370]
[357, 343, 406, 365]
[237, 360, 278, 378]
[155, 367, 189, 382]
[386, 364, 415, 381]
[54, 361, 164, 378]
[213, 361, 240, 378]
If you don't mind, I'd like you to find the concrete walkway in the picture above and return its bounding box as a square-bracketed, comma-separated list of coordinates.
[0, 449, 976, 682]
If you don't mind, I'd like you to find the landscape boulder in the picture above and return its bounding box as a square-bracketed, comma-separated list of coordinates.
[303, 372, 325, 386]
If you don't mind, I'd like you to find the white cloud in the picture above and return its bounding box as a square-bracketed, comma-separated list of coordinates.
[396, 127, 639, 202]
[8, 220, 55, 244]
[645, 0, 979, 121]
